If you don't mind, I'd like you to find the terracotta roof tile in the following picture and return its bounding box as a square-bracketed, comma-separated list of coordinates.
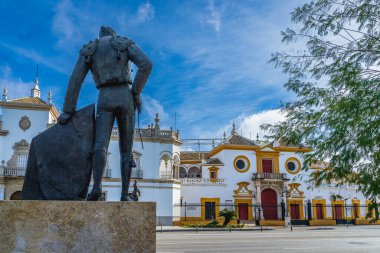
[227, 134, 257, 146]
[9, 97, 47, 105]
[180, 151, 210, 161]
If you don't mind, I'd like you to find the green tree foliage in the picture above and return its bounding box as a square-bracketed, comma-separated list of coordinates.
[267, 0, 380, 217]
[218, 208, 236, 226]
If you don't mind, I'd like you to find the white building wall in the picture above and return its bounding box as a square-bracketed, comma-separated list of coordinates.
[0, 108, 50, 163]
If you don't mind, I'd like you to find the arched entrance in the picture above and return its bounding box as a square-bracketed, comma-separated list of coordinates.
[10, 191, 22, 200]
[261, 189, 277, 220]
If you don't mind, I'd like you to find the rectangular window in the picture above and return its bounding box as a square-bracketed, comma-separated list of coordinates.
[210, 171, 217, 179]
[262, 159, 273, 173]
[17, 154, 28, 168]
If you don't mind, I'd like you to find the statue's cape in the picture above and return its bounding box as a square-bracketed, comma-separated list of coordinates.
[22, 104, 95, 200]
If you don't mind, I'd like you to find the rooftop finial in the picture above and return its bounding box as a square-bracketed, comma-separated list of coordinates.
[31, 64, 41, 98]
[256, 133, 259, 142]
[222, 131, 227, 143]
[231, 122, 238, 135]
[154, 113, 160, 129]
[2, 84, 7, 101]
[47, 89, 53, 104]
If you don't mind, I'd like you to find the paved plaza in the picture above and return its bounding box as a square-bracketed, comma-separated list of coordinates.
[157, 226, 380, 253]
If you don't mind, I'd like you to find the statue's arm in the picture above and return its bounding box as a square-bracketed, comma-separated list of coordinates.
[62, 55, 90, 114]
[128, 44, 153, 94]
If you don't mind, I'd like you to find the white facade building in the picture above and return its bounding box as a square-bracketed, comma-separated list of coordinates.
[0, 80, 376, 226]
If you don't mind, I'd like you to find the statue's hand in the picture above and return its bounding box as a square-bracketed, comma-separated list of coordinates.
[58, 112, 72, 125]
[132, 90, 142, 113]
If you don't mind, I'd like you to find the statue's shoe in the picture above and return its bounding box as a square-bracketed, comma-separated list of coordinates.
[86, 188, 102, 201]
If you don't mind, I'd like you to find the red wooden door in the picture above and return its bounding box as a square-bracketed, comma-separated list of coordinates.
[238, 203, 249, 220]
[261, 189, 277, 220]
[262, 159, 273, 173]
[290, 204, 300, 220]
[316, 204, 323, 219]
[353, 204, 359, 218]
[334, 204, 343, 220]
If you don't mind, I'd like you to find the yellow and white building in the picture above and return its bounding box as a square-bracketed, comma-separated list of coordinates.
[178, 125, 373, 226]
[0, 76, 376, 226]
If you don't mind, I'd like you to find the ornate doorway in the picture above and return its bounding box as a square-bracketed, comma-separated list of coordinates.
[261, 188, 277, 220]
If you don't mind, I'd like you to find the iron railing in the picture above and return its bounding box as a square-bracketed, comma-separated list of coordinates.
[252, 173, 288, 180]
[174, 203, 377, 225]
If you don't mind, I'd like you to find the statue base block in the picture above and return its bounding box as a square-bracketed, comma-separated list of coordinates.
[0, 201, 156, 253]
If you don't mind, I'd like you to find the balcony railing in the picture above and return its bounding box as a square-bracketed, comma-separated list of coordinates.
[160, 171, 179, 179]
[252, 173, 288, 181]
[2, 167, 26, 177]
[112, 127, 180, 141]
[180, 177, 225, 185]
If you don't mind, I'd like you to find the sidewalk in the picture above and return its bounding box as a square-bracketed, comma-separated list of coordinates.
[155, 225, 275, 232]
[156, 224, 380, 232]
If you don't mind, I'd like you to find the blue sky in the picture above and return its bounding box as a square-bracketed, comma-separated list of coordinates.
[0, 0, 304, 139]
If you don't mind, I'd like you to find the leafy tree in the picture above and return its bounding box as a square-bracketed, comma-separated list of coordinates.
[266, 0, 380, 219]
[329, 194, 343, 202]
[219, 208, 236, 226]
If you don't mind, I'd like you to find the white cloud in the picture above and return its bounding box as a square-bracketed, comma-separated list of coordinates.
[142, 95, 169, 128]
[195, 109, 285, 140]
[238, 109, 285, 140]
[201, 0, 224, 33]
[0, 65, 34, 99]
[135, 2, 155, 24]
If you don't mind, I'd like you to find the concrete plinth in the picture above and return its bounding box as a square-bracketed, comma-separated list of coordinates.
[0, 201, 156, 253]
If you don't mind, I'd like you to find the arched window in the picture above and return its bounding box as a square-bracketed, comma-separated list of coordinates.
[179, 166, 187, 178]
[188, 166, 201, 178]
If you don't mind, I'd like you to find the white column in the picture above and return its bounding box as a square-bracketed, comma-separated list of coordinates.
[0, 181, 5, 200]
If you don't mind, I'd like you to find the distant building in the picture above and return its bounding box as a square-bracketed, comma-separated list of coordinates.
[0, 74, 376, 226]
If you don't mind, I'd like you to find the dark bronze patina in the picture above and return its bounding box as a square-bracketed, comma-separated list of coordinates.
[22, 105, 95, 200]
[60, 26, 152, 201]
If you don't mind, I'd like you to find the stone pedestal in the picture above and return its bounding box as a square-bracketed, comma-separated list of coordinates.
[0, 201, 156, 253]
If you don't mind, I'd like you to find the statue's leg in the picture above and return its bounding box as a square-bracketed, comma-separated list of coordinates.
[116, 112, 135, 201]
[87, 110, 114, 201]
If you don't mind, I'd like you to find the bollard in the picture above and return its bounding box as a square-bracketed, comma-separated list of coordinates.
[261, 226, 263, 232]
[291, 226, 293, 231]
[229, 226, 232, 232]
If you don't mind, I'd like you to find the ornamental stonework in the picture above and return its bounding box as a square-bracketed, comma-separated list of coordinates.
[19, 116, 31, 131]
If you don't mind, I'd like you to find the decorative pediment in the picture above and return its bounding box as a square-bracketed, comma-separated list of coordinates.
[234, 181, 252, 196]
[13, 139, 29, 150]
[287, 183, 304, 198]
[258, 144, 276, 151]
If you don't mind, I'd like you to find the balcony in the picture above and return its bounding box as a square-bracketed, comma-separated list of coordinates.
[252, 173, 288, 181]
[1, 166, 26, 177]
[180, 177, 226, 185]
[160, 171, 179, 179]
